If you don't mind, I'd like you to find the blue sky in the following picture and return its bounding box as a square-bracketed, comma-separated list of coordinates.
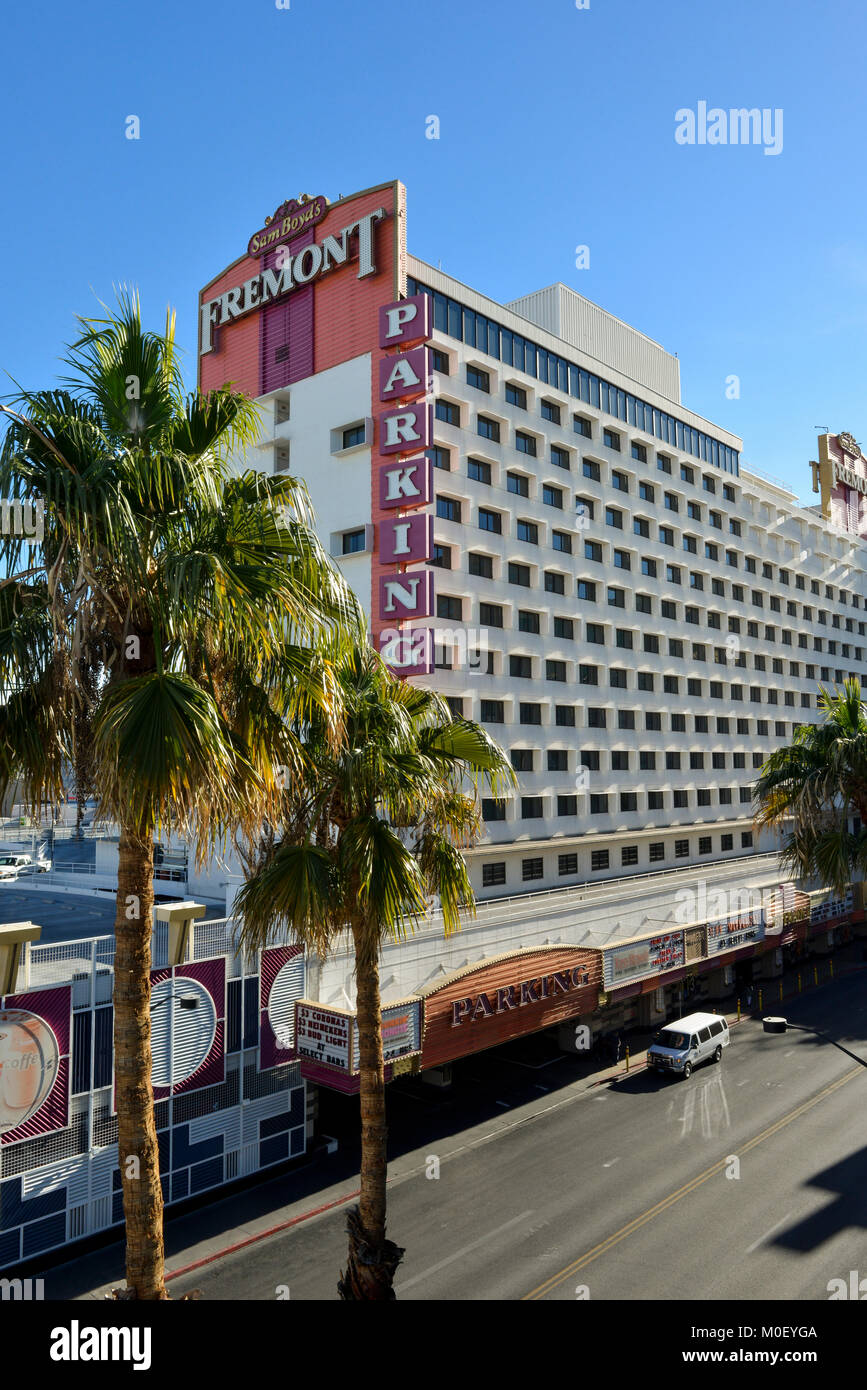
[1, 0, 865, 498]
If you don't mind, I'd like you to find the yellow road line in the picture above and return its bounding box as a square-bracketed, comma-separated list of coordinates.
[524, 1068, 859, 1300]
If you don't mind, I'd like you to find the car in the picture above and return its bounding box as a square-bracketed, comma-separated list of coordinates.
[647, 1011, 730, 1079]
[0, 853, 51, 878]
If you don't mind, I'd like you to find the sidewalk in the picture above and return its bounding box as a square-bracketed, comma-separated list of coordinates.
[49, 942, 865, 1299]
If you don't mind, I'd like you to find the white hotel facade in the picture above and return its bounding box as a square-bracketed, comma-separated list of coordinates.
[196, 181, 866, 1030]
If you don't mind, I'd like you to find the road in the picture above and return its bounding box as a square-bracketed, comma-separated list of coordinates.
[162, 968, 867, 1302]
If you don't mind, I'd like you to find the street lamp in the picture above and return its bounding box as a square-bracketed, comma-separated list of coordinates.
[762, 1016, 867, 1069]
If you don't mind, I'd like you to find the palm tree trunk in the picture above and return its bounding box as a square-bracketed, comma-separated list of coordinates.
[113, 824, 166, 1299]
[338, 918, 404, 1300]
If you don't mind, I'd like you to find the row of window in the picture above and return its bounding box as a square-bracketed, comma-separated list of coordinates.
[481, 789, 753, 819]
[508, 747, 765, 772]
[481, 832, 754, 886]
[475, 699, 816, 736]
[408, 276, 740, 474]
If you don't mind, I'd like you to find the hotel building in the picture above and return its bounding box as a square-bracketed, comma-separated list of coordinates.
[195, 176, 867, 1068]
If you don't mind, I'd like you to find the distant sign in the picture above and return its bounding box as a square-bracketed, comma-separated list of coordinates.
[352, 1001, 421, 1070]
[603, 933, 684, 987]
[295, 1004, 352, 1070]
[706, 911, 765, 953]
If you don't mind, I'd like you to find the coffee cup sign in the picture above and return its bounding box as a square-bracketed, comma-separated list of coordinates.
[0, 1008, 60, 1134]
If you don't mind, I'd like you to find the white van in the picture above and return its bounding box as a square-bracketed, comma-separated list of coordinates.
[648, 1011, 729, 1079]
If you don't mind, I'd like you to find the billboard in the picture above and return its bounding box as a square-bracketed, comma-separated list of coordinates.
[603, 933, 685, 987]
[0, 987, 71, 1145]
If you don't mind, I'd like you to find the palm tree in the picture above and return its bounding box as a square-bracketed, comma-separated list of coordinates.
[754, 679, 867, 892]
[0, 291, 361, 1298]
[236, 644, 515, 1300]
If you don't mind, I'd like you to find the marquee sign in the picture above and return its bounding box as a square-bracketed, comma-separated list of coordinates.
[706, 912, 765, 953]
[812, 431, 867, 536]
[200, 207, 387, 354]
[374, 293, 436, 674]
[294, 998, 422, 1080]
[603, 933, 685, 987]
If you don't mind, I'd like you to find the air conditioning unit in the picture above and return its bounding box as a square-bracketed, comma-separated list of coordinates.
[274, 398, 290, 425]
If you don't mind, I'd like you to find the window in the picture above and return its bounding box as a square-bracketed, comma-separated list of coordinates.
[585, 540, 603, 562]
[518, 609, 541, 634]
[675, 839, 690, 858]
[522, 856, 544, 880]
[478, 416, 500, 442]
[478, 507, 502, 534]
[583, 459, 601, 481]
[612, 471, 629, 493]
[430, 446, 451, 471]
[559, 853, 578, 875]
[577, 580, 596, 601]
[437, 496, 461, 522]
[664, 492, 679, 512]
[520, 702, 542, 725]
[646, 711, 662, 730]
[606, 506, 623, 529]
[507, 471, 530, 497]
[632, 442, 647, 462]
[622, 845, 639, 865]
[590, 795, 609, 815]
[551, 445, 570, 470]
[608, 586, 625, 607]
[468, 552, 493, 578]
[591, 850, 609, 871]
[431, 544, 452, 570]
[649, 842, 665, 863]
[636, 594, 652, 614]
[581, 750, 600, 770]
[588, 707, 607, 728]
[541, 399, 561, 423]
[342, 424, 366, 449]
[482, 798, 507, 821]
[603, 429, 621, 451]
[657, 454, 672, 474]
[545, 572, 566, 594]
[522, 797, 543, 819]
[556, 705, 576, 727]
[543, 484, 564, 509]
[610, 668, 628, 687]
[552, 530, 572, 554]
[579, 664, 599, 684]
[614, 549, 631, 571]
[511, 749, 534, 772]
[431, 348, 450, 374]
[510, 654, 532, 679]
[508, 562, 531, 587]
[547, 660, 567, 682]
[342, 528, 367, 554]
[699, 836, 712, 854]
[516, 519, 538, 544]
[516, 432, 537, 457]
[557, 795, 578, 817]
[479, 602, 503, 627]
[660, 526, 674, 546]
[506, 383, 527, 409]
[436, 399, 460, 426]
[467, 365, 490, 392]
[618, 710, 635, 730]
[585, 622, 604, 645]
[548, 750, 568, 771]
[468, 457, 492, 484]
[480, 701, 504, 726]
[437, 595, 462, 621]
[742, 831, 753, 848]
[482, 862, 506, 886]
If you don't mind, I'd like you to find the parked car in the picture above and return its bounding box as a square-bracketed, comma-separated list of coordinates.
[647, 1011, 729, 1079]
[0, 853, 51, 879]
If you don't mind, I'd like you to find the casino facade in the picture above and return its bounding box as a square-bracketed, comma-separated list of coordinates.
[194, 176, 867, 1082]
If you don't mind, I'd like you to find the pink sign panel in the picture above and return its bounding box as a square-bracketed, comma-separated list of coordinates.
[379, 346, 429, 402]
[377, 626, 434, 676]
[379, 570, 435, 621]
[378, 455, 433, 511]
[379, 512, 433, 564]
[0, 986, 71, 1145]
[379, 294, 431, 349]
[377, 401, 432, 455]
